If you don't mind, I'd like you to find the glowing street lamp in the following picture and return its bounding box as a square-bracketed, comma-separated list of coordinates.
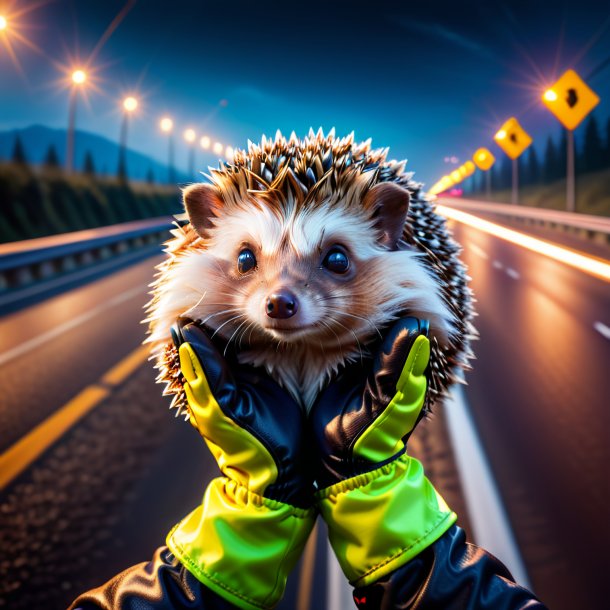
[159, 116, 175, 184]
[118, 96, 139, 181]
[225, 146, 234, 161]
[200, 135, 210, 149]
[213, 141, 223, 155]
[0, 15, 7, 31]
[184, 129, 197, 176]
[66, 68, 88, 173]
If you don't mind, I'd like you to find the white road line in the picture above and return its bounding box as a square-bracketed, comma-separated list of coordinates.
[0, 285, 144, 367]
[443, 385, 532, 590]
[506, 268, 521, 280]
[492, 260, 504, 270]
[593, 321, 610, 340]
[326, 539, 353, 610]
[469, 244, 489, 259]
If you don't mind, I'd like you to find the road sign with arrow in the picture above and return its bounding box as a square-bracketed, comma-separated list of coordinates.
[542, 69, 599, 131]
[493, 118, 532, 160]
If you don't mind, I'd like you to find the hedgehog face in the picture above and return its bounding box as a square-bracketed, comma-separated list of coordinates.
[145, 130, 474, 413]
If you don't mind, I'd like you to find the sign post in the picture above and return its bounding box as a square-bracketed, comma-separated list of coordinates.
[542, 69, 600, 213]
[493, 118, 532, 205]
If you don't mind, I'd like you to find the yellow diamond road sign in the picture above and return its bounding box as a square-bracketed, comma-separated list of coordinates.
[542, 69, 600, 131]
[494, 118, 532, 160]
[473, 147, 495, 171]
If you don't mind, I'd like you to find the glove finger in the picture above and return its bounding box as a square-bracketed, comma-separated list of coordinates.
[396, 335, 430, 393]
[179, 321, 233, 395]
[179, 342, 203, 384]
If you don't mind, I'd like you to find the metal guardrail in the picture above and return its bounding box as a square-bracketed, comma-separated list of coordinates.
[439, 198, 610, 246]
[0, 217, 175, 292]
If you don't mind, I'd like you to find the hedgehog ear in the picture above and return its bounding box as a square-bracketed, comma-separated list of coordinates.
[183, 183, 224, 237]
[363, 182, 410, 249]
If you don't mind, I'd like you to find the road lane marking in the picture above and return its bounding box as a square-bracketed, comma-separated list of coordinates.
[326, 539, 353, 610]
[443, 384, 532, 590]
[0, 345, 149, 490]
[297, 521, 318, 610]
[0, 285, 144, 367]
[506, 268, 521, 280]
[469, 244, 489, 259]
[593, 321, 610, 340]
[437, 205, 610, 282]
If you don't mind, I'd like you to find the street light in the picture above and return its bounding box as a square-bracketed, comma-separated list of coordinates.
[0, 16, 7, 31]
[118, 96, 139, 181]
[213, 141, 223, 155]
[543, 89, 558, 102]
[200, 136, 210, 150]
[66, 68, 88, 173]
[159, 116, 175, 184]
[225, 146, 234, 161]
[184, 128, 197, 177]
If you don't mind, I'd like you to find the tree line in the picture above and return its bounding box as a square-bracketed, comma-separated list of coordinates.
[0, 138, 181, 243]
[466, 113, 610, 193]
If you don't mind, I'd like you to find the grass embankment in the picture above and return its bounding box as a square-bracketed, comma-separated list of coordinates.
[469, 168, 610, 217]
[0, 163, 182, 243]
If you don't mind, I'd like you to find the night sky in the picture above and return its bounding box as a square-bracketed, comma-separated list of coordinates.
[1, 0, 609, 185]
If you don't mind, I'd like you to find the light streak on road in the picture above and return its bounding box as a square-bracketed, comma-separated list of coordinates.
[437, 205, 610, 283]
[506, 267, 521, 280]
[444, 385, 532, 590]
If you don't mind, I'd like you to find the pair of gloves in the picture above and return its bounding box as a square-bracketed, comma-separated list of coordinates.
[167, 316, 453, 610]
[168, 318, 545, 610]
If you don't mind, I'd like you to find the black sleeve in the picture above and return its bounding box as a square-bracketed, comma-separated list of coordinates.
[351, 526, 548, 610]
[68, 546, 240, 610]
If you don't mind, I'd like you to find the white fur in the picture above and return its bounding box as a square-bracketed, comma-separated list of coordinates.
[148, 203, 456, 410]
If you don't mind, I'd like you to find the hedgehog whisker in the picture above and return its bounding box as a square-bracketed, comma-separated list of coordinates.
[211, 313, 247, 338]
[328, 315, 364, 365]
[224, 318, 250, 356]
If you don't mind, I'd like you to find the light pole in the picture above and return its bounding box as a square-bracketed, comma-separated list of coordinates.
[118, 96, 138, 181]
[66, 69, 87, 173]
[184, 128, 196, 177]
[160, 116, 175, 184]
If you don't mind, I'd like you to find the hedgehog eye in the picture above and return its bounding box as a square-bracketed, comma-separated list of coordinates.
[237, 249, 257, 274]
[322, 247, 349, 274]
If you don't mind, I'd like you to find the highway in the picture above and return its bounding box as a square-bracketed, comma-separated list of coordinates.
[0, 212, 607, 609]
[448, 217, 610, 609]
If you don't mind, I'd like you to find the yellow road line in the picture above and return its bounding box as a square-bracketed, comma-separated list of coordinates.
[102, 345, 150, 385]
[0, 345, 149, 490]
[297, 521, 319, 610]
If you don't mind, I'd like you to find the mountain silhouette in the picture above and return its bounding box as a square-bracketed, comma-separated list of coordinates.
[0, 124, 190, 183]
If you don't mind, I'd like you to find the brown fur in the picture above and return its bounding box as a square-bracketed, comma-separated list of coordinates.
[144, 129, 475, 417]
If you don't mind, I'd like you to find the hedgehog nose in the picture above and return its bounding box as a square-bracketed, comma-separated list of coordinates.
[266, 290, 299, 319]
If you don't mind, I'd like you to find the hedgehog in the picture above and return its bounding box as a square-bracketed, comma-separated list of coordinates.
[144, 129, 475, 419]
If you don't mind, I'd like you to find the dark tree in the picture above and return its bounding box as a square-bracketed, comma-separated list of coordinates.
[117, 151, 127, 182]
[543, 135, 559, 184]
[146, 167, 155, 184]
[557, 128, 567, 181]
[524, 146, 540, 185]
[83, 151, 96, 176]
[11, 136, 27, 165]
[499, 156, 511, 190]
[44, 145, 60, 169]
[582, 114, 604, 173]
[605, 116, 610, 168]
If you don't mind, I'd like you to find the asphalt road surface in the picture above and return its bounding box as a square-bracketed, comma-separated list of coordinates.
[1, 213, 607, 609]
[0, 254, 467, 610]
[449, 219, 610, 610]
